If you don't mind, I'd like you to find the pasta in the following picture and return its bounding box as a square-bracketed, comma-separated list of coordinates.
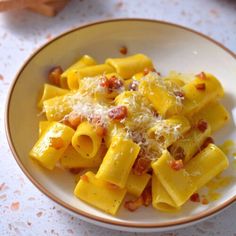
[30, 53, 230, 215]
[151, 150, 196, 207]
[96, 136, 140, 188]
[72, 121, 102, 159]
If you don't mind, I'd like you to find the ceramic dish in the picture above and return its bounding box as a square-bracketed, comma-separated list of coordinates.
[5, 19, 236, 232]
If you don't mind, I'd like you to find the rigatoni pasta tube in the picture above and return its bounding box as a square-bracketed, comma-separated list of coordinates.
[147, 115, 191, 149]
[96, 136, 140, 188]
[152, 174, 180, 212]
[104, 122, 126, 148]
[72, 121, 102, 159]
[38, 121, 52, 137]
[139, 74, 182, 117]
[61, 55, 97, 89]
[115, 91, 154, 129]
[38, 84, 69, 109]
[132, 72, 145, 81]
[29, 122, 75, 170]
[185, 144, 229, 189]
[169, 125, 211, 163]
[190, 101, 230, 133]
[43, 92, 77, 121]
[103, 73, 125, 99]
[74, 171, 126, 215]
[67, 64, 115, 90]
[106, 54, 153, 79]
[164, 71, 196, 85]
[126, 172, 151, 197]
[183, 73, 224, 116]
[151, 150, 196, 207]
[60, 144, 105, 169]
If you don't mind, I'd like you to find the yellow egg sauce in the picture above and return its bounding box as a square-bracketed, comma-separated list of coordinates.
[219, 140, 235, 155]
[206, 175, 234, 201]
[204, 140, 236, 202]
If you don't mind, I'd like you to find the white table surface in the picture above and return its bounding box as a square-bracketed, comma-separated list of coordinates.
[0, 0, 236, 235]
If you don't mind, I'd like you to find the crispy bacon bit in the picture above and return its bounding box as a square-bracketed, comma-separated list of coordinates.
[201, 137, 214, 150]
[119, 46, 128, 55]
[49, 137, 64, 149]
[190, 193, 200, 202]
[100, 76, 110, 87]
[69, 168, 81, 175]
[143, 67, 157, 75]
[68, 114, 84, 128]
[197, 119, 208, 132]
[95, 125, 107, 137]
[169, 159, 184, 171]
[196, 72, 207, 80]
[100, 76, 123, 93]
[195, 83, 206, 91]
[201, 198, 209, 205]
[109, 76, 123, 89]
[124, 196, 143, 212]
[108, 106, 128, 120]
[171, 146, 185, 160]
[80, 174, 89, 182]
[142, 186, 152, 206]
[62, 116, 73, 128]
[174, 91, 185, 98]
[48, 66, 63, 86]
[129, 80, 139, 91]
[133, 154, 151, 176]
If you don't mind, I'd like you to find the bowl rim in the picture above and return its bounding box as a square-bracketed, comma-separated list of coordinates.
[5, 18, 236, 229]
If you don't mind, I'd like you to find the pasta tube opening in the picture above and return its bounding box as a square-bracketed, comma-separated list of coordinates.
[77, 135, 93, 155]
[72, 121, 102, 159]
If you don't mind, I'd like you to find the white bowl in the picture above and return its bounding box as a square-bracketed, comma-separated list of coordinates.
[5, 19, 236, 232]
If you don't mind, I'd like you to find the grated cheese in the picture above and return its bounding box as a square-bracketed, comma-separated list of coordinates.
[47, 73, 185, 162]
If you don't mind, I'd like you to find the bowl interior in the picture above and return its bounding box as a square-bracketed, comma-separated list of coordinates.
[6, 20, 236, 228]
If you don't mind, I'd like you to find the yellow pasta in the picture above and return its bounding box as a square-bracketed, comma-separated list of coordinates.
[126, 172, 151, 197]
[106, 54, 153, 79]
[30, 53, 230, 216]
[189, 101, 230, 133]
[67, 64, 115, 90]
[43, 91, 77, 121]
[96, 136, 140, 188]
[164, 71, 196, 85]
[132, 72, 145, 81]
[74, 171, 126, 215]
[147, 115, 191, 149]
[30, 122, 75, 170]
[79, 72, 125, 101]
[164, 77, 186, 88]
[115, 91, 154, 129]
[104, 122, 126, 148]
[152, 174, 180, 212]
[61, 55, 97, 89]
[139, 74, 182, 117]
[152, 150, 196, 207]
[169, 125, 211, 162]
[60, 145, 105, 169]
[183, 73, 224, 115]
[72, 121, 102, 159]
[38, 84, 69, 109]
[185, 144, 229, 189]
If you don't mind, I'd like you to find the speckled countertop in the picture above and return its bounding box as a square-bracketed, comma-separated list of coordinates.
[0, 0, 236, 235]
